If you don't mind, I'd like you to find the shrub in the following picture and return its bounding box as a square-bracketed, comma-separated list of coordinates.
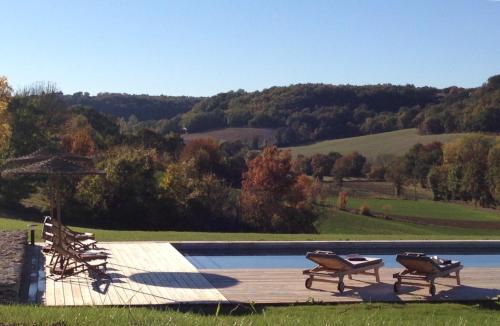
[336, 192, 348, 210]
[358, 204, 371, 216]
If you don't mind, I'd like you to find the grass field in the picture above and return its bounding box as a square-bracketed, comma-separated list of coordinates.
[182, 127, 277, 145]
[344, 198, 500, 222]
[284, 129, 470, 158]
[0, 303, 498, 325]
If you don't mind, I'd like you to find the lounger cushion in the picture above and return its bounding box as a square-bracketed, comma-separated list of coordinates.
[306, 251, 382, 270]
[396, 253, 461, 273]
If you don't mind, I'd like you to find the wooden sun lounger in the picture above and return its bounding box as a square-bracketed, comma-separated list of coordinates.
[303, 251, 384, 293]
[45, 216, 95, 240]
[393, 252, 463, 296]
[44, 230, 109, 266]
[43, 217, 97, 251]
[50, 242, 109, 280]
[44, 229, 98, 252]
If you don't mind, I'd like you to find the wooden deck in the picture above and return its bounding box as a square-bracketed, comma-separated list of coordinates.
[36, 242, 227, 306]
[204, 267, 500, 304]
[29, 242, 500, 306]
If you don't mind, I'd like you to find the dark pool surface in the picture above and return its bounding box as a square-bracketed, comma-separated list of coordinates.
[184, 253, 500, 269]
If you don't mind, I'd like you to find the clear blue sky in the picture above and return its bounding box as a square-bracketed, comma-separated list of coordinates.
[1, 0, 499, 96]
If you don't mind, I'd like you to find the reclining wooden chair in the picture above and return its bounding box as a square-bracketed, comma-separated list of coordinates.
[393, 252, 463, 296]
[43, 216, 97, 251]
[303, 251, 384, 293]
[43, 231, 109, 278]
[50, 241, 109, 280]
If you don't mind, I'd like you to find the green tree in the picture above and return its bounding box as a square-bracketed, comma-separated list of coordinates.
[487, 140, 500, 202]
[386, 157, 407, 197]
[75, 147, 166, 228]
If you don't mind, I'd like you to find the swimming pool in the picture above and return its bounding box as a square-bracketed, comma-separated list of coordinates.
[184, 253, 500, 269]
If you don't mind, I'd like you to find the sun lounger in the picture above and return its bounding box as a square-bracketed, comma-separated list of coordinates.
[303, 251, 384, 293]
[45, 216, 95, 240]
[43, 216, 97, 251]
[393, 252, 463, 296]
[50, 242, 109, 280]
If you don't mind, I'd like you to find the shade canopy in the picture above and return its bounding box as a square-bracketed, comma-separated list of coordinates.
[1, 148, 104, 176]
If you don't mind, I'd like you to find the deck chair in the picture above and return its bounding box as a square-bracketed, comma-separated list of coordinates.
[43, 230, 109, 268]
[303, 251, 384, 293]
[44, 217, 98, 251]
[45, 216, 95, 240]
[393, 252, 463, 296]
[50, 241, 109, 280]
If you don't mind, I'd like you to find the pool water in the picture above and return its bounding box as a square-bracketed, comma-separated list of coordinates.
[184, 253, 500, 269]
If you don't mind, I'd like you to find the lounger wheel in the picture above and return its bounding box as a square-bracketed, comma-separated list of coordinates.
[337, 281, 345, 294]
[305, 277, 313, 289]
[393, 281, 401, 293]
[429, 284, 436, 296]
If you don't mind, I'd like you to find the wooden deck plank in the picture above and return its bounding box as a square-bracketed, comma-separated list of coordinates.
[69, 273, 83, 305]
[137, 242, 205, 303]
[149, 242, 226, 303]
[117, 243, 161, 305]
[105, 243, 153, 305]
[41, 254, 53, 306]
[52, 272, 65, 306]
[203, 268, 500, 303]
[102, 250, 134, 306]
[134, 242, 184, 303]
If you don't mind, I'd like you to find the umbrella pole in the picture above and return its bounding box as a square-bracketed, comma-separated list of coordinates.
[55, 176, 64, 269]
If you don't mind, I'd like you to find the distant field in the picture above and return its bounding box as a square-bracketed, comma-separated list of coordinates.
[343, 198, 500, 222]
[328, 180, 434, 200]
[182, 127, 277, 145]
[284, 129, 470, 158]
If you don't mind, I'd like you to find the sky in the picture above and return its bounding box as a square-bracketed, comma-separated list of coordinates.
[1, 0, 499, 96]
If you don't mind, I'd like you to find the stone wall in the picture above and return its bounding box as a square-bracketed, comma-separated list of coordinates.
[0, 230, 27, 303]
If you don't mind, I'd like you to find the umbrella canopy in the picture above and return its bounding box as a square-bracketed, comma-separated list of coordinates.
[0, 148, 104, 250]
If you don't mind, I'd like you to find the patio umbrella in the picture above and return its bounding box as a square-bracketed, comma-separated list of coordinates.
[0, 148, 105, 249]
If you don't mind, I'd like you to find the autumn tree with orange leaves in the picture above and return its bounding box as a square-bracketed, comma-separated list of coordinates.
[0, 76, 12, 153]
[180, 138, 222, 175]
[241, 146, 319, 233]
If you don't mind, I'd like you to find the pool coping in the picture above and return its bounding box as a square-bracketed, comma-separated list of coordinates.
[171, 240, 500, 253]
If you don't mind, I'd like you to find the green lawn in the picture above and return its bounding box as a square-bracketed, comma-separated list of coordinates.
[316, 209, 500, 238]
[284, 128, 471, 158]
[343, 198, 500, 222]
[3, 202, 500, 241]
[0, 303, 498, 326]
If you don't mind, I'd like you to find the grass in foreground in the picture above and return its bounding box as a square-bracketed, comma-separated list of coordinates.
[0, 303, 499, 326]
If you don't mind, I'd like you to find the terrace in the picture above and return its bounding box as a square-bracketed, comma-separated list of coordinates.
[25, 241, 500, 306]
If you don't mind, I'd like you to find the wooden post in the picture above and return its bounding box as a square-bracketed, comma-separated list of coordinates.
[375, 267, 380, 283]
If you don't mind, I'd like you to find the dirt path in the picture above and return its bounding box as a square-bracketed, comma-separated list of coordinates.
[391, 215, 500, 229]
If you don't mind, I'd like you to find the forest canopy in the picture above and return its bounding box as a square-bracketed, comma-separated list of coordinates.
[65, 74, 500, 146]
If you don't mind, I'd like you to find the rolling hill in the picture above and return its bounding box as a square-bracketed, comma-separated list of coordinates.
[181, 127, 277, 145]
[284, 128, 471, 158]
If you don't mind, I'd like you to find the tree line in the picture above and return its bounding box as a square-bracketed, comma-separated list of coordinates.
[0, 79, 318, 233]
[64, 74, 500, 147]
[0, 77, 498, 236]
[292, 136, 500, 208]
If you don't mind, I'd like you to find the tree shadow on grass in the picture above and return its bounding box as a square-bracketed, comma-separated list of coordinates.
[129, 272, 239, 288]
